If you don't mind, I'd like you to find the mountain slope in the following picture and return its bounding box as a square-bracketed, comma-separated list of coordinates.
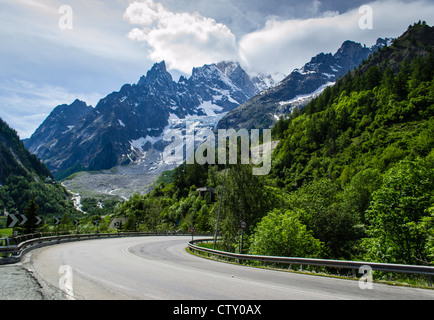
[0, 118, 53, 185]
[0, 118, 75, 217]
[352, 21, 434, 76]
[271, 23, 434, 188]
[216, 38, 391, 131]
[266, 22, 434, 262]
[23, 99, 92, 157]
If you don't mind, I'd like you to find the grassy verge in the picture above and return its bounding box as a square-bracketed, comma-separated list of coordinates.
[0, 228, 12, 238]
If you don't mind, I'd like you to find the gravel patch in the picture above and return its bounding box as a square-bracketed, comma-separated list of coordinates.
[0, 265, 44, 300]
[0, 257, 69, 300]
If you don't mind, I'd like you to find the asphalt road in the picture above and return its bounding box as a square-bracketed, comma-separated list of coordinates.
[23, 236, 434, 300]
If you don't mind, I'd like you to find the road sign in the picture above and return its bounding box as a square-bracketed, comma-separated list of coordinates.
[74, 219, 80, 227]
[35, 216, 43, 226]
[239, 220, 247, 230]
[54, 217, 61, 225]
[6, 213, 19, 228]
[6, 213, 30, 228]
[93, 220, 100, 227]
[239, 220, 247, 254]
[6, 213, 44, 228]
[19, 214, 28, 226]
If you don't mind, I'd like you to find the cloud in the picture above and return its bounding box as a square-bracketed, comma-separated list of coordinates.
[0, 79, 101, 139]
[239, 0, 434, 74]
[125, 0, 434, 77]
[0, 0, 151, 138]
[124, 0, 239, 74]
[238, 11, 352, 74]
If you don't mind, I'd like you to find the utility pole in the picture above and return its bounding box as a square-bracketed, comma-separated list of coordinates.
[213, 163, 227, 250]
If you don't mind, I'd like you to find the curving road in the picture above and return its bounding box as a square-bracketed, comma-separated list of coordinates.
[26, 236, 434, 300]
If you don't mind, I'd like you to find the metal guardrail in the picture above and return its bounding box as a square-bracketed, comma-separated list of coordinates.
[2, 234, 433, 286]
[0, 232, 211, 265]
[188, 239, 434, 286]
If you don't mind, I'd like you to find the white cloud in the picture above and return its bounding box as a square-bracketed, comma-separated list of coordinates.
[124, 0, 238, 74]
[239, 12, 352, 74]
[239, 0, 434, 75]
[125, 0, 434, 77]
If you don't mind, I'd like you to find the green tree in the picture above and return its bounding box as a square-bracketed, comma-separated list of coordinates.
[249, 209, 323, 258]
[23, 197, 40, 234]
[124, 213, 137, 231]
[364, 158, 434, 264]
[285, 178, 363, 259]
[218, 164, 274, 252]
[340, 168, 383, 223]
[422, 207, 434, 264]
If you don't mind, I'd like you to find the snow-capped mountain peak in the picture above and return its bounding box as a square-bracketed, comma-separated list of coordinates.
[25, 60, 274, 182]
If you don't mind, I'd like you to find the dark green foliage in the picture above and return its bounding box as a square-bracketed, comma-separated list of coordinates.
[0, 118, 53, 184]
[80, 198, 120, 217]
[0, 117, 78, 225]
[216, 163, 276, 252]
[267, 24, 434, 262]
[271, 50, 434, 193]
[364, 158, 433, 265]
[22, 197, 40, 234]
[0, 175, 77, 224]
[173, 162, 209, 198]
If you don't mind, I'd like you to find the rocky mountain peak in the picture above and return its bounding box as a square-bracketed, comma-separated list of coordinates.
[25, 60, 274, 180]
[138, 61, 173, 88]
[338, 40, 364, 52]
[24, 99, 92, 157]
[216, 61, 241, 76]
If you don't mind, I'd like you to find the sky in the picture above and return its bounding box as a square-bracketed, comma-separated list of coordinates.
[1, 0, 433, 139]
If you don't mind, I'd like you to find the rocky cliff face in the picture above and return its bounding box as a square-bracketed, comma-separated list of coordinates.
[23, 99, 93, 157]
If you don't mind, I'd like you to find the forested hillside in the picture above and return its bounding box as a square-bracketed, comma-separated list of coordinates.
[0, 118, 76, 221]
[268, 22, 433, 264]
[113, 23, 433, 268]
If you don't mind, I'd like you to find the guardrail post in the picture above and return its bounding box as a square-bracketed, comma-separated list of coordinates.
[428, 275, 432, 288]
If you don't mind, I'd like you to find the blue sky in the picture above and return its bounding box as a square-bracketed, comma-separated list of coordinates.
[1, 0, 433, 139]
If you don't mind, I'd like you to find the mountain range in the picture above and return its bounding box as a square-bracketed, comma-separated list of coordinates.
[24, 37, 391, 198]
[24, 61, 274, 181]
[216, 38, 392, 131]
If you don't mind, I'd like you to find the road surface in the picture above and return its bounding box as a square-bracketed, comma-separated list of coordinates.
[23, 236, 434, 300]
